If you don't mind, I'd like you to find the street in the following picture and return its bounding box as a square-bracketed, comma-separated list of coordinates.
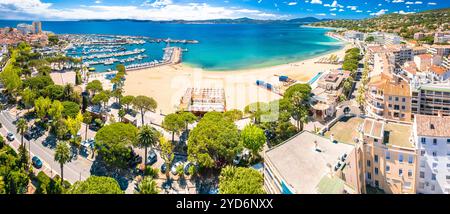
[0, 110, 92, 184]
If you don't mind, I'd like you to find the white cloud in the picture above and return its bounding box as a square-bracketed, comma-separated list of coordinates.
[330, 8, 337, 11]
[370, 9, 388, 16]
[94, 0, 102, 4]
[392, 0, 404, 3]
[427, 2, 437, 5]
[287, 2, 297, 6]
[330, 13, 336, 16]
[356, 10, 363, 13]
[0, 0, 280, 20]
[316, 13, 326, 16]
[323, 4, 330, 7]
[397, 10, 415, 14]
[415, 1, 422, 4]
[338, 9, 344, 12]
[310, 0, 322, 4]
[346, 6, 357, 11]
[331, 1, 338, 7]
[405, 1, 414, 4]
[142, 0, 173, 8]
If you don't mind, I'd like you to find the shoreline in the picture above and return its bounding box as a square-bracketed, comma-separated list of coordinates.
[122, 40, 353, 114]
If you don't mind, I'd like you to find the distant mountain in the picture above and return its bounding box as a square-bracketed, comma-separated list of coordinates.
[79, 17, 330, 24]
[309, 8, 450, 39]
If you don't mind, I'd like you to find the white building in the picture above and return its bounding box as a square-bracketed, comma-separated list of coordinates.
[414, 114, 450, 194]
[345, 31, 365, 41]
[385, 33, 402, 45]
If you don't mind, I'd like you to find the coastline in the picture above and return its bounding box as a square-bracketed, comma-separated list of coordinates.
[123, 41, 353, 114]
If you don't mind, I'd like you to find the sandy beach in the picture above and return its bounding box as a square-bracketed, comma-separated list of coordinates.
[123, 44, 353, 114]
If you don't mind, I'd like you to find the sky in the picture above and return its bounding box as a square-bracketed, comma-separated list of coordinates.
[0, 0, 448, 21]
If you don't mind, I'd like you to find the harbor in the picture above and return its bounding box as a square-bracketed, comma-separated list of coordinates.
[62, 34, 196, 72]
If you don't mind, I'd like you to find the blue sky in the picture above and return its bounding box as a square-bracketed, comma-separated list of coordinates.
[0, 0, 448, 20]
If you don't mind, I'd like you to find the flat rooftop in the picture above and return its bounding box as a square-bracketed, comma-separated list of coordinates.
[384, 122, 413, 148]
[324, 116, 364, 144]
[265, 131, 355, 194]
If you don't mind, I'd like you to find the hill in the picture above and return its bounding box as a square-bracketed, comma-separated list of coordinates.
[80, 17, 329, 24]
[309, 8, 450, 39]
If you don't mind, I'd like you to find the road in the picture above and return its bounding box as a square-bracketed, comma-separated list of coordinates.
[0, 110, 92, 184]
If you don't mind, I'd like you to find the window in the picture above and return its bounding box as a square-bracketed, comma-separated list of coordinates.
[421, 138, 426, 144]
[374, 155, 379, 163]
[408, 170, 413, 177]
[408, 155, 413, 164]
[386, 165, 390, 172]
[375, 167, 379, 175]
[420, 161, 425, 168]
[432, 173, 436, 181]
[432, 151, 437, 157]
[432, 162, 438, 169]
[389, 96, 392, 101]
[420, 171, 425, 179]
[386, 151, 390, 160]
[399, 154, 404, 163]
[374, 139, 378, 143]
[402, 97, 406, 102]
[431, 185, 436, 191]
[421, 150, 425, 156]
[447, 163, 450, 168]
[375, 180, 379, 187]
[446, 175, 450, 180]
[419, 182, 425, 189]
[395, 97, 399, 101]
[399, 169, 403, 176]
[401, 105, 406, 110]
[447, 139, 450, 144]
[433, 139, 437, 145]
[367, 160, 371, 167]
[367, 172, 372, 180]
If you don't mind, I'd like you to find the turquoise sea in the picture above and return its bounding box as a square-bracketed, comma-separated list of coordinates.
[0, 20, 343, 71]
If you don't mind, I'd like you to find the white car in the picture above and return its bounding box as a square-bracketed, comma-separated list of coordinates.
[171, 161, 184, 175]
[6, 132, 15, 141]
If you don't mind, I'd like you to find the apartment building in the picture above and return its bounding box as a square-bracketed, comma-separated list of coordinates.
[358, 118, 417, 194]
[345, 30, 365, 41]
[442, 55, 450, 70]
[412, 46, 428, 56]
[264, 131, 362, 194]
[411, 82, 450, 117]
[427, 45, 450, 57]
[385, 33, 402, 46]
[367, 45, 385, 65]
[386, 44, 413, 66]
[414, 114, 450, 194]
[434, 32, 450, 44]
[366, 72, 412, 122]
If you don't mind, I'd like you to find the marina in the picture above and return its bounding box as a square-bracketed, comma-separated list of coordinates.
[63, 34, 196, 72]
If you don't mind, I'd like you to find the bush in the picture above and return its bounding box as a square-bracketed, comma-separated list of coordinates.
[144, 167, 159, 178]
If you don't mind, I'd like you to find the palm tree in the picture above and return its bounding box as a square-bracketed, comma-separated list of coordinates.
[135, 177, 158, 194]
[16, 118, 27, 148]
[135, 125, 158, 168]
[82, 112, 92, 141]
[54, 141, 71, 183]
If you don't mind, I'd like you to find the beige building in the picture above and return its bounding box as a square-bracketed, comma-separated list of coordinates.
[366, 72, 412, 122]
[264, 131, 362, 194]
[358, 118, 417, 194]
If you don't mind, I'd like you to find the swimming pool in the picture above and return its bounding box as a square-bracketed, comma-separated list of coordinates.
[308, 72, 323, 85]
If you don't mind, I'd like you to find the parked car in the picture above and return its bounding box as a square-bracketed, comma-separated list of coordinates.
[146, 150, 157, 165]
[32, 156, 43, 169]
[6, 132, 15, 141]
[160, 163, 167, 174]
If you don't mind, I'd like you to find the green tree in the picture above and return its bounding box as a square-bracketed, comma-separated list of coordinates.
[290, 91, 310, 132]
[118, 108, 126, 122]
[35, 97, 52, 119]
[0, 176, 5, 194]
[65, 112, 83, 145]
[116, 64, 126, 74]
[95, 123, 138, 168]
[135, 177, 158, 194]
[43, 85, 64, 101]
[132, 95, 157, 125]
[82, 112, 92, 140]
[224, 109, 243, 121]
[241, 124, 266, 158]
[159, 137, 174, 180]
[16, 118, 27, 148]
[67, 176, 123, 194]
[86, 80, 103, 96]
[22, 75, 54, 91]
[162, 113, 185, 143]
[179, 111, 197, 132]
[244, 102, 270, 124]
[218, 166, 265, 194]
[135, 125, 159, 168]
[187, 112, 241, 168]
[21, 88, 36, 110]
[48, 100, 64, 121]
[92, 90, 110, 111]
[120, 95, 134, 112]
[54, 141, 71, 183]
[62, 101, 80, 118]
